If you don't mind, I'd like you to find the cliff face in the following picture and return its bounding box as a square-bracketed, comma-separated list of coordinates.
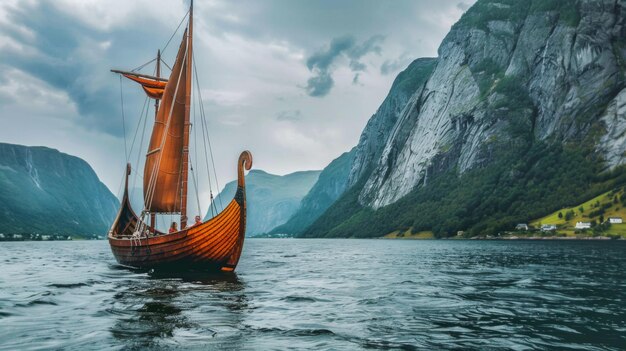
[205, 169, 320, 236]
[348, 58, 439, 186]
[303, 0, 626, 238]
[351, 0, 625, 209]
[0, 143, 119, 236]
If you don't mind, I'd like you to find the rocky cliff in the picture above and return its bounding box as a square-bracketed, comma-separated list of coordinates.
[348, 58, 438, 186]
[0, 143, 119, 236]
[356, 0, 625, 209]
[303, 0, 626, 238]
[205, 169, 320, 236]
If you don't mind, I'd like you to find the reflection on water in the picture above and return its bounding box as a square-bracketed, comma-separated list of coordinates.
[109, 270, 247, 350]
[0, 240, 625, 350]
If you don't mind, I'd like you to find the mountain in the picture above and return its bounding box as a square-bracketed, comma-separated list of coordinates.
[205, 169, 321, 236]
[270, 58, 438, 236]
[0, 143, 119, 236]
[303, 0, 626, 238]
[269, 148, 356, 235]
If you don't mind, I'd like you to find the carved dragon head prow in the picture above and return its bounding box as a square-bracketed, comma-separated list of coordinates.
[237, 150, 253, 188]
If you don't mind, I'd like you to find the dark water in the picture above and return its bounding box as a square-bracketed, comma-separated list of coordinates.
[1, 240, 625, 350]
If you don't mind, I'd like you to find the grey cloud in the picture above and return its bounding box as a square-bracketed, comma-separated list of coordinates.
[0, 1, 174, 137]
[349, 61, 367, 72]
[306, 36, 355, 71]
[276, 109, 302, 121]
[347, 35, 384, 59]
[305, 72, 334, 97]
[305, 35, 384, 97]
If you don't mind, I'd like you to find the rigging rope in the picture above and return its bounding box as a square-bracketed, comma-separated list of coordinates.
[119, 76, 129, 162]
[127, 96, 149, 162]
[130, 57, 157, 73]
[160, 58, 173, 72]
[191, 85, 207, 218]
[191, 65, 214, 218]
[131, 96, 151, 197]
[175, 133, 185, 222]
[161, 10, 190, 56]
[193, 54, 224, 211]
[189, 158, 202, 216]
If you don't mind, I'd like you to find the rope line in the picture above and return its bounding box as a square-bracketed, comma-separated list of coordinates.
[189, 158, 202, 216]
[131, 96, 151, 198]
[119, 76, 128, 162]
[191, 82, 208, 218]
[130, 57, 157, 73]
[160, 58, 173, 72]
[193, 54, 223, 211]
[127, 96, 149, 162]
[161, 10, 190, 55]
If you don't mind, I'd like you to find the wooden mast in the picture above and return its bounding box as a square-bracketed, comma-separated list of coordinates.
[155, 50, 161, 115]
[150, 49, 161, 231]
[180, 1, 192, 228]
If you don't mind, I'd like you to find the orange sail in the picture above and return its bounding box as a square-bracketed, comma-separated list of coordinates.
[143, 28, 190, 213]
[122, 74, 167, 99]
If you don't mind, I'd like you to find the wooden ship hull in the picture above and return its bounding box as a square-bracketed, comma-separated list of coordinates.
[108, 151, 252, 272]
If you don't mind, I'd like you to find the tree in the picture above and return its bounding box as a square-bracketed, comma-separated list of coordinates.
[558, 212, 563, 219]
[600, 214, 605, 223]
[579, 206, 584, 213]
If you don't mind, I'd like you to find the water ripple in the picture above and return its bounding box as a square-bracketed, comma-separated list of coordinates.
[0, 240, 625, 350]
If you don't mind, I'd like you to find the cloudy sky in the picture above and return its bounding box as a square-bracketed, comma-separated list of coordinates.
[0, 0, 473, 213]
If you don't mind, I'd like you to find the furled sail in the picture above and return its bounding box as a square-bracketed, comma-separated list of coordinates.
[143, 28, 190, 212]
[122, 74, 167, 99]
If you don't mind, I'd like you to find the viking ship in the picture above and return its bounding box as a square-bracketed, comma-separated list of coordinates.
[108, 1, 252, 272]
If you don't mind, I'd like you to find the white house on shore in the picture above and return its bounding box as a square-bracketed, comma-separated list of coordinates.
[515, 223, 529, 231]
[541, 224, 557, 232]
[575, 222, 592, 229]
[608, 217, 623, 224]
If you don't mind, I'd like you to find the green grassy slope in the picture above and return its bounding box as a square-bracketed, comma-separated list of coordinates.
[531, 187, 626, 237]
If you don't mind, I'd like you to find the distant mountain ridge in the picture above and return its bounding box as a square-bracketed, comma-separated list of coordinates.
[205, 169, 321, 236]
[270, 148, 355, 235]
[0, 143, 119, 236]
